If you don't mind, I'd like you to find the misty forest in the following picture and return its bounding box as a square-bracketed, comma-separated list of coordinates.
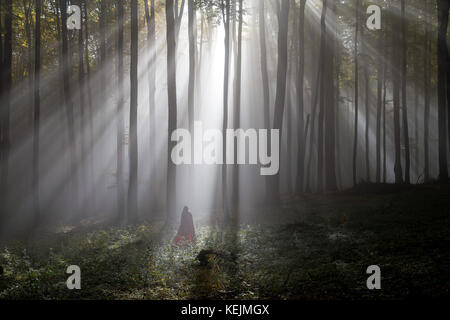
[0, 0, 449, 300]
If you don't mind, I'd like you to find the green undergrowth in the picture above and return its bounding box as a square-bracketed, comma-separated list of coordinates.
[0, 184, 449, 300]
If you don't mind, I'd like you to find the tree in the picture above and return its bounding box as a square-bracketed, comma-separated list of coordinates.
[317, 0, 328, 193]
[391, 5, 404, 184]
[60, 0, 79, 213]
[324, 0, 337, 191]
[128, 0, 139, 223]
[166, 0, 179, 225]
[144, 0, 156, 161]
[0, 0, 12, 221]
[361, 8, 370, 182]
[267, 0, 289, 203]
[232, 0, 243, 215]
[82, 0, 95, 213]
[295, 0, 307, 194]
[401, 0, 410, 184]
[188, 0, 196, 132]
[437, 0, 449, 182]
[375, 4, 383, 183]
[259, 0, 270, 131]
[33, 0, 42, 223]
[22, 0, 33, 127]
[352, 0, 360, 186]
[116, 0, 125, 223]
[221, 0, 231, 219]
[77, 0, 87, 217]
[423, 0, 430, 182]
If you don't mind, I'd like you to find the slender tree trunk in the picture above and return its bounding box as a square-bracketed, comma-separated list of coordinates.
[383, 74, 387, 183]
[83, 0, 95, 213]
[99, 0, 106, 101]
[188, 0, 196, 132]
[335, 41, 342, 189]
[324, 0, 337, 191]
[423, 0, 430, 183]
[22, 0, 33, 128]
[232, 0, 243, 215]
[144, 0, 156, 210]
[60, 0, 79, 213]
[352, 0, 360, 186]
[116, 0, 125, 223]
[166, 0, 178, 225]
[437, 0, 449, 182]
[77, 0, 87, 217]
[222, 0, 231, 220]
[267, 0, 289, 203]
[128, 0, 139, 223]
[295, 0, 306, 194]
[0, 3, 3, 222]
[33, 0, 42, 224]
[376, 20, 382, 183]
[317, 0, 328, 193]
[285, 0, 297, 195]
[259, 0, 270, 131]
[362, 22, 370, 182]
[401, 0, 410, 184]
[392, 6, 404, 184]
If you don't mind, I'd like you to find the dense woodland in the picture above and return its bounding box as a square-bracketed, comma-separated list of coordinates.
[0, 0, 449, 236]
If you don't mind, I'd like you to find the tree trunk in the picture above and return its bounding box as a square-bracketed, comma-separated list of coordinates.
[376, 18, 382, 183]
[401, 0, 410, 184]
[83, 0, 95, 213]
[267, 0, 289, 203]
[324, 0, 337, 192]
[222, 0, 231, 220]
[352, 0, 359, 186]
[116, 0, 125, 223]
[232, 0, 243, 215]
[22, 0, 33, 128]
[77, 0, 87, 218]
[317, 0, 328, 193]
[144, 0, 156, 210]
[423, 0, 430, 183]
[392, 6, 404, 184]
[437, 0, 449, 182]
[33, 0, 42, 224]
[361, 21, 370, 182]
[128, 0, 139, 223]
[295, 0, 306, 194]
[259, 0, 270, 131]
[188, 0, 196, 132]
[166, 0, 178, 225]
[60, 0, 79, 212]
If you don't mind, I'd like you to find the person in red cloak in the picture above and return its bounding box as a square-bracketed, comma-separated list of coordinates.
[173, 206, 195, 245]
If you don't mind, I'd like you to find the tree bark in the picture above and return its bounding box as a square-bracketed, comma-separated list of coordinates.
[437, 0, 449, 182]
[295, 0, 307, 194]
[392, 5, 404, 184]
[222, 0, 231, 220]
[33, 0, 42, 224]
[116, 0, 125, 223]
[60, 0, 79, 212]
[232, 0, 243, 215]
[128, 0, 139, 223]
[267, 0, 289, 202]
[423, 0, 430, 183]
[166, 0, 178, 225]
[352, 0, 360, 186]
[401, 0, 410, 184]
[324, 0, 337, 191]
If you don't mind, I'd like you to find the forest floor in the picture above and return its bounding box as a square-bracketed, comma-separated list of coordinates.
[0, 184, 449, 300]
